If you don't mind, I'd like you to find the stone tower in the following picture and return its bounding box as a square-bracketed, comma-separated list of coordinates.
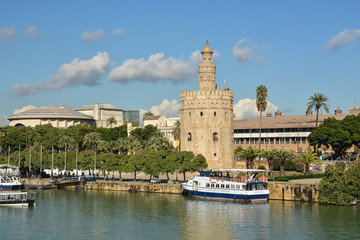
[180, 42, 234, 169]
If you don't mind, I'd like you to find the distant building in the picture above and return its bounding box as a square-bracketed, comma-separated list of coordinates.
[144, 115, 180, 147]
[123, 110, 140, 125]
[233, 108, 350, 152]
[8, 105, 94, 128]
[8, 102, 140, 129]
[349, 103, 360, 115]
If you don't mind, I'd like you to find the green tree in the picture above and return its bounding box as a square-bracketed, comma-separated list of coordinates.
[106, 117, 117, 128]
[256, 85, 268, 152]
[308, 118, 352, 159]
[293, 149, 321, 174]
[260, 149, 277, 177]
[276, 149, 294, 176]
[142, 111, 154, 121]
[318, 162, 360, 206]
[83, 132, 102, 176]
[306, 93, 331, 128]
[235, 147, 259, 169]
[58, 135, 75, 172]
[172, 120, 181, 151]
[342, 114, 360, 161]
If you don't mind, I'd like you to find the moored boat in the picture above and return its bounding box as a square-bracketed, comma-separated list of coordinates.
[0, 191, 36, 207]
[181, 169, 270, 203]
[0, 175, 22, 190]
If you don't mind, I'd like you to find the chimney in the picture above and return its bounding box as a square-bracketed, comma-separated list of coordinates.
[266, 112, 272, 117]
[275, 110, 282, 117]
[334, 107, 342, 115]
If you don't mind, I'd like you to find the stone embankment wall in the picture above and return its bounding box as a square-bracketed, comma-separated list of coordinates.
[268, 180, 320, 202]
[82, 181, 183, 194]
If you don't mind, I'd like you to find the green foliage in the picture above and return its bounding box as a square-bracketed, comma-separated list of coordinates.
[318, 162, 360, 206]
[235, 147, 259, 169]
[293, 150, 321, 174]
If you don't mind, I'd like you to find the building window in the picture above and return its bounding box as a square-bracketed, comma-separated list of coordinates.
[187, 133, 192, 141]
[213, 132, 218, 141]
[189, 112, 191, 116]
[200, 112, 203, 116]
[214, 153, 216, 157]
[214, 112, 216, 116]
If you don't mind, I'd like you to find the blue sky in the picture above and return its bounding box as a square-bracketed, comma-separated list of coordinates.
[1, 0, 359, 126]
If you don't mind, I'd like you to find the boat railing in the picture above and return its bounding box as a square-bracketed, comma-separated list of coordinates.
[204, 176, 268, 183]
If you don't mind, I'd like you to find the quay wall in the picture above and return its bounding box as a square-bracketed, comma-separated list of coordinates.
[21, 178, 321, 202]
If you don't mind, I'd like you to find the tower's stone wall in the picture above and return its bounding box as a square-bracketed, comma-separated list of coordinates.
[180, 89, 234, 169]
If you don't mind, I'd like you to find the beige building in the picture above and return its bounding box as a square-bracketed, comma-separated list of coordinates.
[75, 103, 124, 128]
[8, 105, 94, 128]
[233, 108, 351, 153]
[144, 115, 180, 147]
[180, 42, 234, 169]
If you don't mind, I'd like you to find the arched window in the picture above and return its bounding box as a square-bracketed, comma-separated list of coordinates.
[188, 133, 192, 141]
[214, 112, 216, 116]
[189, 112, 191, 117]
[200, 112, 203, 116]
[213, 132, 218, 141]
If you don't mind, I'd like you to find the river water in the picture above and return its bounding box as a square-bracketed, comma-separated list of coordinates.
[1, 189, 359, 239]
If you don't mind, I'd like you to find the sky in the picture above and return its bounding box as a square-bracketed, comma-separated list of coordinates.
[1, 1, 359, 126]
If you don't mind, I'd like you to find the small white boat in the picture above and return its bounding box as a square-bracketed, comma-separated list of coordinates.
[0, 175, 22, 190]
[181, 169, 270, 203]
[0, 191, 36, 207]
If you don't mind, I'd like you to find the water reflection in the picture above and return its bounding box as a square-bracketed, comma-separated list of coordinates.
[0, 190, 359, 240]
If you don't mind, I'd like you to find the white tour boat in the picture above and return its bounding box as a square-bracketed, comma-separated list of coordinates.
[0, 191, 36, 207]
[181, 169, 270, 202]
[0, 175, 22, 190]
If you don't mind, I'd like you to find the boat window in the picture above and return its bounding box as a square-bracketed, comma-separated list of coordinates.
[211, 183, 215, 188]
[221, 184, 225, 188]
[236, 185, 241, 190]
[231, 185, 235, 189]
[216, 184, 219, 188]
[206, 183, 210, 188]
[226, 185, 230, 189]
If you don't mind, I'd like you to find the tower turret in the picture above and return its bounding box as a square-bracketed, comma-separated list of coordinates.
[198, 41, 216, 91]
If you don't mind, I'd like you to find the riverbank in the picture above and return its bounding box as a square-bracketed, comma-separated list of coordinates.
[21, 177, 322, 202]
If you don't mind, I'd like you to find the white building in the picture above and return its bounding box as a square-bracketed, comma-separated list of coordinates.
[144, 115, 180, 147]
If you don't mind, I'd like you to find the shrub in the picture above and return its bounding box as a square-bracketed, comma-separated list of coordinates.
[273, 159, 296, 171]
[257, 166, 266, 170]
[295, 162, 304, 172]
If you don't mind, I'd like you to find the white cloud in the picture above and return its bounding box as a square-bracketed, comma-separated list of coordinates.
[0, 26, 16, 42]
[326, 29, 360, 53]
[232, 39, 267, 64]
[233, 98, 278, 120]
[25, 25, 40, 38]
[80, 29, 105, 42]
[108, 52, 196, 83]
[150, 99, 180, 117]
[232, 39, 253, 62]
[12, 52, 112, 96]
[0, 115, 9, 127]
[113, 29, 125, 35]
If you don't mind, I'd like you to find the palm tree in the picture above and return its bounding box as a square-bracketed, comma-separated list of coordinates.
[58, 135, 75, 173]
[276, 149, 294, 177]
[142, 111, 154, 121]
[260, 149, 277, 178]
[83, 132, 102, 177]
[106, 117, 117, 128]
[172, 120, 181, 151]
[306, 93, 330, 128]
[293, 149, 321, 174]
[235, 147, 259, 169]
[256, 85, 268, 152]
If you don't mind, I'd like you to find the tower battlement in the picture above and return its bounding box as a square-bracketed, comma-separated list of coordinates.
[180, 89, 233, 97]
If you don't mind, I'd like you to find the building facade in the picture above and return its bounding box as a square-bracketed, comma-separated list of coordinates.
[233, 108, 350, 152]
[144, 115, 180, 148]
[8, 105, 95, 128]
[180, 42, 234, 169]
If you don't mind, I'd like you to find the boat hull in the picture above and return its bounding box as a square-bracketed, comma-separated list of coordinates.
[183, 188, 269, 203]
